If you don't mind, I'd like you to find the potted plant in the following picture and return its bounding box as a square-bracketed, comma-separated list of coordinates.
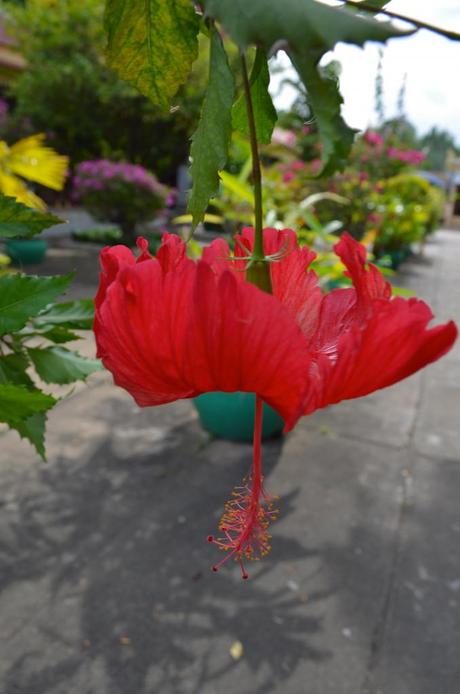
[4, 236, 48, 264]
[0, 133, 68, 264]
[72, 160, 170, 246]
[194, 391, 284, 441]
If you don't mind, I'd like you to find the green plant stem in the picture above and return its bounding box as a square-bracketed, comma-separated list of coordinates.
[341, 1, 460, 41]
[240, 52, 272, 295]
[240, 52, 264, 260]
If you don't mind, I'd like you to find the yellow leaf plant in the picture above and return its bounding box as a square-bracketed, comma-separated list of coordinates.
[0, 133, 68, 209]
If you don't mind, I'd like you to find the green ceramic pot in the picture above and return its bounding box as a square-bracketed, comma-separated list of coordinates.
[388, 249, 406, 269]
[5, 238, 48, 265]
[194, 391, 284, 442]
[325, 278, 343, 291]
[375, 245, 412, 271]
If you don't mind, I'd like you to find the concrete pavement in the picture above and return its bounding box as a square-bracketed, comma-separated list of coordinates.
[0, 231, 459, 694]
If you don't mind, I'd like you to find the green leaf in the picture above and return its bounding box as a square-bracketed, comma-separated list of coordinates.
[188, 29, 235, 228]
[204, 0, 414, 173]
[0, 384, 56, 424]
[232, 48, 277, 145]
[0, 274, 72, 337]
[0, 194, 63, 239]
[218, 171, 254, 205]
[204, 0, 412, 52]
[392, 285, 416, 298]
[299, 192, 350, 209]
[13, 412, 47, 460]
[347, 0, 390, 13]
[0, 353, 33, 387]
[39, 327, 80, 344]
[33, 299, 94, 330]
[27, 347, 102, 385]
[104, 0, 199, 110]
[291, 52, 356, 175]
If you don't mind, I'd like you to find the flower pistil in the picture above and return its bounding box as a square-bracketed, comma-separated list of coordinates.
[207, 396, 279, 579]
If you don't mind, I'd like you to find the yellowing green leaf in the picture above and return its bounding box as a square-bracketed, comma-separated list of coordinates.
[0, 170, 46, 211]
[5, 134, 68, 191]
[0, 134, 68, 210]
[104, 0, 199, 110]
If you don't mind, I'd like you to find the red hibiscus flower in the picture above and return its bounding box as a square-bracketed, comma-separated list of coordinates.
[94, 229, 456, 578]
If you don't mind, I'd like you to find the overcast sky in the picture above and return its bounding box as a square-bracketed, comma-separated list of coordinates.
[271, 1, 460, 142]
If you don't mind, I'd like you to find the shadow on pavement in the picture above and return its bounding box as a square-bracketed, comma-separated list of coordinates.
[2, 418, 330, 694]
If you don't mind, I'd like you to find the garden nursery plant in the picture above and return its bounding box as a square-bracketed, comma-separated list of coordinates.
[72, 159, 170, 245]
[1, 1, 459, 581]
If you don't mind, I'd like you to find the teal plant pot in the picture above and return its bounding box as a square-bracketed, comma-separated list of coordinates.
[387, 250, 404, 270]
[5, 238, 48, 265]
[375, 247, 409, 270]
[387, 248, 410, 270]
[325, 278, 343, 291]
[194, 391, 284, 442]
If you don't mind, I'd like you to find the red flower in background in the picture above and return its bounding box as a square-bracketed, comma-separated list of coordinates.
[94, 230, 456, 578]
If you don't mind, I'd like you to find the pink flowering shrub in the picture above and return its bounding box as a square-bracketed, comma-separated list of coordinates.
[219, 119, 439, 265]
[73, 160, 170, 244]
[387, 147, 426, 166]
[271, 127, 297, 148]
[354, 130, 426, 179]
[364, 130, 384, 147]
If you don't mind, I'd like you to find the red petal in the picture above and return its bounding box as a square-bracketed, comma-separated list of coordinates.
[201, 238, 237, 277]
[94, 255, 311, 424]
[238, 226, 296, 255]
[156, 232, 191, 272]
[334, 233, 391, 318]
[299, 297, 457, 420]
[310, 288, 356, 361]
[94, 244, 135, 311]
[236, 227, 322, 338]
[270, 243, 321, 341]
[135, 236, 153, 263]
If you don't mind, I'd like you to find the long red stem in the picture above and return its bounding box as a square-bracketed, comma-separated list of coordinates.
[251, 395, 263, 500]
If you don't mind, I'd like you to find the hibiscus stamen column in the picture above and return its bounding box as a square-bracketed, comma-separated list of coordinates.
[207, 52, 279, 579]
[208, 395, 279, 579]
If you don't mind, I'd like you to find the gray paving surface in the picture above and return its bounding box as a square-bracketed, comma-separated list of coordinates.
[0, 231, 459, 694]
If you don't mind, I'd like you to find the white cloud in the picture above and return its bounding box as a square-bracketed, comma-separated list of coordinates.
[270, 0, 460, 142]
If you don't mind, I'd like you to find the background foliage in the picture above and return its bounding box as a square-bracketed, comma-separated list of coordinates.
[5, 0, 208, 183]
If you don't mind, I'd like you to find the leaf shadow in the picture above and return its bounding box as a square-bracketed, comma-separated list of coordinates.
[1, 412, 331, 694]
